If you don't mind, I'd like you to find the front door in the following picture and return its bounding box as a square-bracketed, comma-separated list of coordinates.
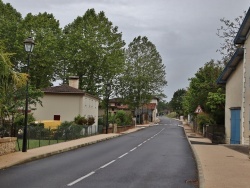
[230, 109, 241, 144]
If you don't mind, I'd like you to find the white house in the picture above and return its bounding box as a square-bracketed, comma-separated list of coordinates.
[32, 77, 99, 132]
[217, 8, 250, 145]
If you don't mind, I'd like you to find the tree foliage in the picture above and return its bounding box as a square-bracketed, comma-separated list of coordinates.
[118, 36, 167, 109]
[217, 12, 246, 64]
[0, 44, 27, 125]
[63, 9, 125, 96]
[16, 12, 62, 88]
[0, 0, 22, 55]
[169, 89, 186, 115]
[158, 99, 169, 114]
[182, 60, 224, 123]
[206, 88, 225, 124]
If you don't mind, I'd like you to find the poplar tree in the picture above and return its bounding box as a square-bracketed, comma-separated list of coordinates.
[118, 36, 167, 109]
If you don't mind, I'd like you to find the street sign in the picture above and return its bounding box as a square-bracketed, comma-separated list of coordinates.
[194, 105, 203, 114]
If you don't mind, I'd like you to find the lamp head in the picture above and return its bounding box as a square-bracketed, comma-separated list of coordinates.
[24, 36, 35, 52]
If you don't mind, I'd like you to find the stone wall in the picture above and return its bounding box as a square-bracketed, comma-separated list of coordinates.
[0, 137, 17, 156]
[102, 124, 135, 134]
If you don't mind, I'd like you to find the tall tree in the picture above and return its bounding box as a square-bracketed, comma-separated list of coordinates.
[169, 88, 186, 115]
[118, 36, 167, 109]
[0, 0, 22, 55]
[15, 12, 62, 89]
[0, 43, 27, 125]
[158, 99, 169, 115]
[63, 9, 125, 96]
[216, 11, 246, 64]
[182, 60, 223, 120]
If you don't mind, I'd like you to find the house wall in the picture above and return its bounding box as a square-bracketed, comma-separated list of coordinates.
[33, 94, 99, 133]
[150, 99, 158, 122]
[33, 94, 82, 122]
[81, 96, 99, 126]
[225, 60, 243, 144]
[242, 35, 250, 144]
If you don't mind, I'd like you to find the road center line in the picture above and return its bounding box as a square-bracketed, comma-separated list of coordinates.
[67, 171, 95, 186]
[118, 153, 128, 158]
[130, 147, 137, 151]
[100, 160, 116, 169]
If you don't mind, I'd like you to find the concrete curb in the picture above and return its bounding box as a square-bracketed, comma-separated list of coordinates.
[182, 126, 205, 188]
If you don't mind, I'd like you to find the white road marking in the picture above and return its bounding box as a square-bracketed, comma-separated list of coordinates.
[67, 171, 95, 186]
[100, 160, 116, 169]
[138, 143, 142, 147]
[130, 147, 137, 151]
[118, 153, 128, 158]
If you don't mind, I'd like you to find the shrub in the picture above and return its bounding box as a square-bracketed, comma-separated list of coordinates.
[114, 111, 132, 126]
[74, 115, 87, 125]
[115, 110, 126, 126]
[14, 113, 36, 129]
[196, 113, 214, 126]
[98, 117, 103, 125]
[74, 115, 95, 126]
[87, 116, 95, 125]
[167, 112, 177, 118]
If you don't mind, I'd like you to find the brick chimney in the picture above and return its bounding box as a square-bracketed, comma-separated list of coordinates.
[68, 76, 79, 89]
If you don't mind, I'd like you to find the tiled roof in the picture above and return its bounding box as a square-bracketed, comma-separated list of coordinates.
[117, 105, 129, 109]
[109, 98, 123, 103]
[144, 103, 156, 110]
[234, 7, 250, 44]
[42, 84, 85, 94]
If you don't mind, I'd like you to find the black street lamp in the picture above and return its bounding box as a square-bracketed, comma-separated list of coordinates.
[22, 36, 35, 152]
[105, 83, 111, 134]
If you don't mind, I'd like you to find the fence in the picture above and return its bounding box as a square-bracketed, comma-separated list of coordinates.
[205, 125, 225, 144]
[12, 124, 101, 151]
[188, 121, 225, 144]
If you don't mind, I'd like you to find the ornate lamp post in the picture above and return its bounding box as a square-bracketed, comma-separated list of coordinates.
[22, 36, 35, 152]
[105, 83, 111, 134]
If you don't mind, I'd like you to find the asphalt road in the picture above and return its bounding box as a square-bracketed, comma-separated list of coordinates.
[0, 117, 198, 188]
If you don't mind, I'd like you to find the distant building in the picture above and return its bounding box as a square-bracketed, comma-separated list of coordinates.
[99, 97, 159, 124]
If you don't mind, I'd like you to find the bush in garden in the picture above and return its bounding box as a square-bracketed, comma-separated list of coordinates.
[196, 112, 215, 132]
[196, 113, 214, 126]
[115, 110, 126, 125]
[74, 115, 87, 125]
[114, 110, 132, 126]
[108, 114, 116, 124]
[14, 113, 36, 129]
[87, 116, 95, 125]
[98, 117, 103, 125]
[74, 115, 95, 126]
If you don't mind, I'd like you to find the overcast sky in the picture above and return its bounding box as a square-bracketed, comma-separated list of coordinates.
[2, 0, 250, 101]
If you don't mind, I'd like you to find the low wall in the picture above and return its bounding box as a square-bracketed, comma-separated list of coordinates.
[102, 125, 135, 134]
[0, 137, 17, 156]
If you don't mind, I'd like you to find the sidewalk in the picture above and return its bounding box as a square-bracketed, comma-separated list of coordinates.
[184, 124, 250, 188]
